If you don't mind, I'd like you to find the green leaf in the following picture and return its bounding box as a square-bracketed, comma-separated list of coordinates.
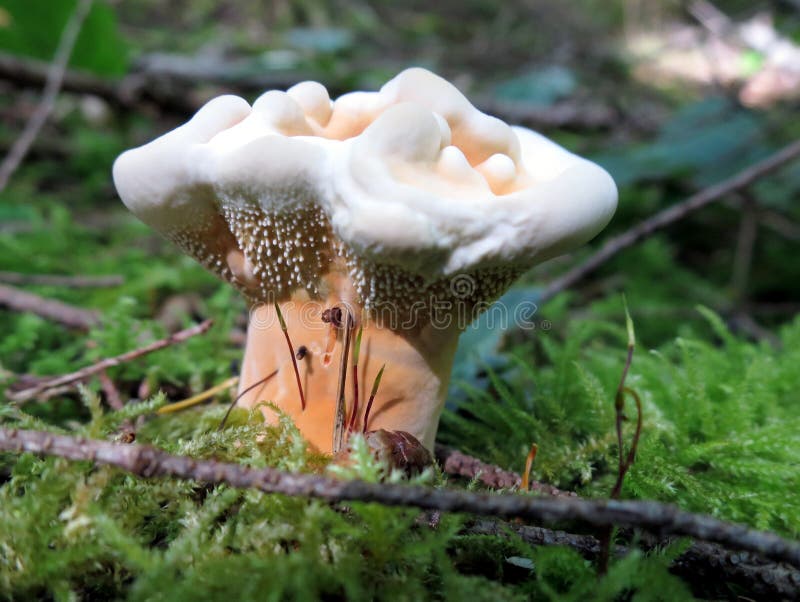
[593, 98, 767, 187]
[493, 66, 577, 106]
[0, 0, 128, 76]
[622, 294, 635, 349]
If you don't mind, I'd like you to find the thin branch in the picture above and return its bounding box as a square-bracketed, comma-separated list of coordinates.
[8, 320, 213, 403]
[435, 444, 521, 490]
[539, 140, 800, 303]
[0, 52, 123, 106]
[467, 520, 800, 600]
[666, 538, 800, 600]
[759, 208, 800, 242]
[0, 427, 797, 569]
[217, 370, 277, 431]
[0, 51, 624, 131]
[434, 443, 574, 498]
[0, 0, 94, 191]
[433, 445, 575, 497]
[0, 51, 323, 117]
[97, 370, 136, 437]
[467, 519, 619, 559]
[0, 283, 100, 330]
[0, 272, 123, 288]
[98, 371, 124, 412]
[730, 192, 759, 306]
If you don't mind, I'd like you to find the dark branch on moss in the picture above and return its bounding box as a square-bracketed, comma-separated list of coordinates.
[1, 427, 798, 570]
[0, 52, 622, 130]
[0, 283, 100, 330]
[7, 319, 213, 403]
[0, 271, 124, 288]
[467, 520, 800, 599]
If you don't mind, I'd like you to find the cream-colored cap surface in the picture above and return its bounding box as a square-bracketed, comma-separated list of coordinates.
[114, 68, 617, 297]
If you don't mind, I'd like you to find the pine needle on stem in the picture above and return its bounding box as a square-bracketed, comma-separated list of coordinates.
[520, 443, 539, 492]
[157, 377, 239, 415]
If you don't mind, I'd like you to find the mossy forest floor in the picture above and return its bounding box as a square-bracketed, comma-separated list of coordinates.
[1, 1, 800, 600]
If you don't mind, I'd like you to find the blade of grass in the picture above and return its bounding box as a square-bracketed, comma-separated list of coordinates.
[362, 364, 386, 434]
[347, 324, 364, 433]
[332, 310, 353, 453]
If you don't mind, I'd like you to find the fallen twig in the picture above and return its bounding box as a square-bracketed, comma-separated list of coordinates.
[4, 427, 793, 567]
[98, 371, 124, 412]
[0, 283, 100, 330]
[434, 443, 573, 497]
[0, 271, 123, 288]
[0, 52, 626, 131]
[539, 139, 800, 303]
[468, 520, 800, 599]
[0, 0, 94, 191]
[0, 53, 123, 106]
[0, 52, 307, 115]
[7, 320, 213, 403]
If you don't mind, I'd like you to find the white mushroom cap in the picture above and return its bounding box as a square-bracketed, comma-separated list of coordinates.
[113, 68, 617, 308]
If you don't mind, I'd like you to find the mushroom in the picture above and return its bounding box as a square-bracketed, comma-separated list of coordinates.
[113, 68, 617, 455]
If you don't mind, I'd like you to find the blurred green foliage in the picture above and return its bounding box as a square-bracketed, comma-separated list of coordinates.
[0, 0, 128, 75]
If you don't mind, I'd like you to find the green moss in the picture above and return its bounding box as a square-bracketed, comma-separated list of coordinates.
[3, 306, 794, 599]
[0, 206, 795, 599]
[441, 307, 800, 539]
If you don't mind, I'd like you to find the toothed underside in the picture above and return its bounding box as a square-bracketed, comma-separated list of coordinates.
[162, 200, 519, 320]
[222, 203, 335, 297]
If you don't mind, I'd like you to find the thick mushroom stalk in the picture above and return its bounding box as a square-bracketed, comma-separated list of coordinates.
[113, 68, 617, 454]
